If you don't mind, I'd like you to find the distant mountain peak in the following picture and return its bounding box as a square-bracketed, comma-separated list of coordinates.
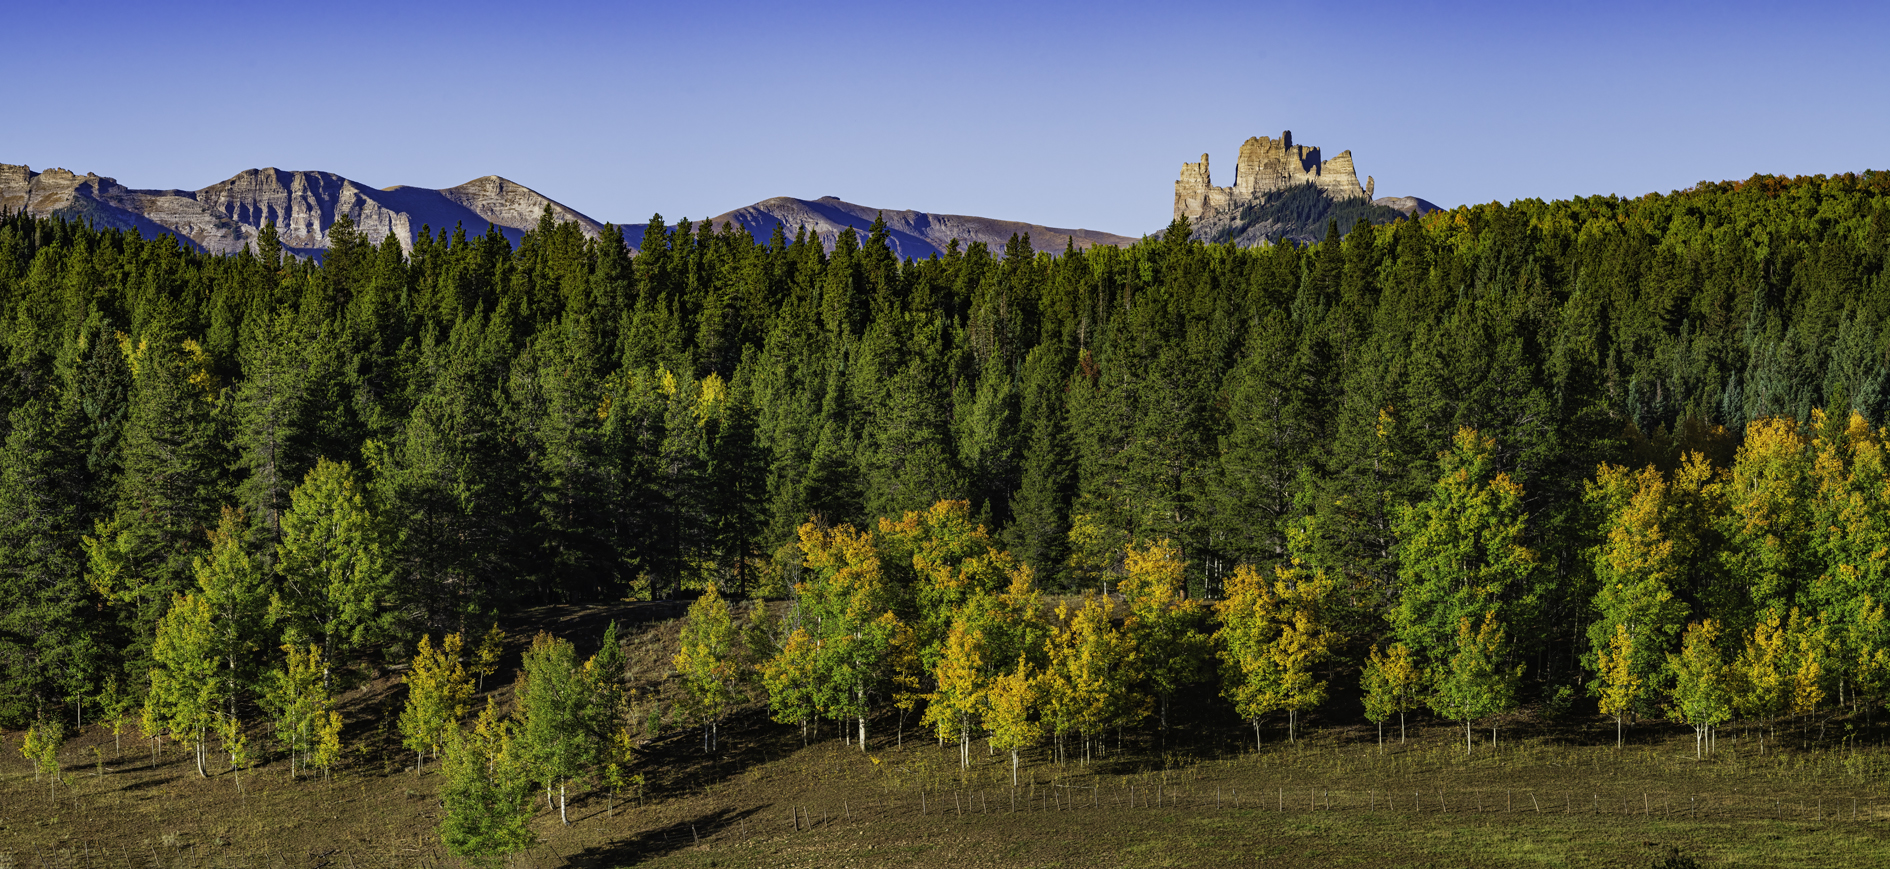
[654, 195, 1136, 260]
[0, 163, 603, 258]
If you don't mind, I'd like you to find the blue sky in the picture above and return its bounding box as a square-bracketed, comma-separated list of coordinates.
[3, 0, 1884, 235]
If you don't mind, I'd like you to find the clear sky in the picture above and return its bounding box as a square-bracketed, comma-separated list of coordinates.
[3, 0, 1884, 236]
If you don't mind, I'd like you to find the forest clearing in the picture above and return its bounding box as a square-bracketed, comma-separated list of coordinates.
[6, 600, 1890, 869]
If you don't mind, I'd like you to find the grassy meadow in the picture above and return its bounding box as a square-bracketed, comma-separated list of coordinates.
[5, 602, 1890, 869]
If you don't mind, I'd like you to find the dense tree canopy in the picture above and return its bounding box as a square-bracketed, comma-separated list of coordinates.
[2, 171, 1889, 753]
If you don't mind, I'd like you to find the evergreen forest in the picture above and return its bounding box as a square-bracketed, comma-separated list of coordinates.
[4, 171, 1890, 857]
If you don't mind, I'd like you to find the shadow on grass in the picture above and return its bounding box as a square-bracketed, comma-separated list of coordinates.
[560, 805, 765, 868]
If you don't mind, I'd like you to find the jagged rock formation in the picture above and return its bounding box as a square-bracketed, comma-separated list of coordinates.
[644, 195, 1137, 259]
[1169, 131, 1444, 247]
[0, 164, 603, 258]
[1174, 131, 1374, 223]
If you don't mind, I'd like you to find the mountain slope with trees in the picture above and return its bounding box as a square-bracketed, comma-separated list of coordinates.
[2, 169, 1889, 859]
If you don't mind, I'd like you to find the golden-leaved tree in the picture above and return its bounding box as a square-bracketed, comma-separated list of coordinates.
[1040, 592, 1138, 765]
[1214, 562, 1339, 746]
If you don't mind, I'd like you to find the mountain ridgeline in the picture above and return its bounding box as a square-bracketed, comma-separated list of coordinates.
[0, 163, 1138, 261]
[0, 166, 1888, 753]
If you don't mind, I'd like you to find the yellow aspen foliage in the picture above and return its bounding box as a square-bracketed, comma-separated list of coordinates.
[674, 584, 740, 751]
[791, 519, 903, 748]
[923, 618, 988, 769]
[983, 655, 1040, 785]
[1065, 512, 1124, 590]
[1361, 643, 1423, 745]
[400, 632, 473, 773]
[1721, 417, 1815, 613]
[1119, 539, 1208, 735]
[1040, 592, 1138, 765]
[1214, 562, 1338, 746]
[1733, 610, 1789, 721]
[1596, 624, 1639, 748]
[1667, 619, 1734, 758]
[1583, 456, 1711, 743]
[311, 709, 343, 781]
[1429, 611, 1520, 754]
[758, 627, 820, 738]
[473, 622, 506, 693]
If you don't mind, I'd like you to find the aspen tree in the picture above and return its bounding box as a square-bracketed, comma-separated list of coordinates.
[1361, 643, 1422, 746]
[441, 698, 535, 867]
[1040, 592, 1137, 764]
[263, 643, 330, 779]
[1119, 539, 1207, 741]
[400, 632, 473, 773]
[22, 717, 65, 799]
[789, 520, 901, 748]
[1393, 429, 1538, 672]
[674, 585, 739, 751]
[273, 458, 394, 688]
[1667, 620, 1734, 759]
[925, 618, 988, 769]
[1430, 612, 1519, 755]
[1215, 563, 1338, 745]
[1584, 463, 1690, 746]
[984, 655, 1040, 786]
[472, 622, 505, 693]
[1596, 625, 1639, 749]
[310, 709, 343, 781]
[146, 592, 221, 777]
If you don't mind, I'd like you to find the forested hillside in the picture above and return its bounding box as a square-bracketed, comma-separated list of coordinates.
[2, 170, 1889, 782]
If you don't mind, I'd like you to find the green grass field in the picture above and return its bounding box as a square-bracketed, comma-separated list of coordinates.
[6, 603, 1890, 868]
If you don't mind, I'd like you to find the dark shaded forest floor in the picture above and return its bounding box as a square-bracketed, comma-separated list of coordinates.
[6, 603, 1890, 868]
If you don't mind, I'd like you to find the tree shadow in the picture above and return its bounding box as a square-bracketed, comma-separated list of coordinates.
[558, 805, 765, 868]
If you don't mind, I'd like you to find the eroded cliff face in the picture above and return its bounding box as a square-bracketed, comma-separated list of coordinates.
[0, 163, 604, 257]
[1173, 130, 1373, 223]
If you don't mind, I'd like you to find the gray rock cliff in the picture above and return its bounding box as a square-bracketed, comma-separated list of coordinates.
[0, 163, 603, 257]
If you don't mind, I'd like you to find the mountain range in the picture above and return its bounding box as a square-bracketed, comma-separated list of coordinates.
[0, 163, 1139, 260]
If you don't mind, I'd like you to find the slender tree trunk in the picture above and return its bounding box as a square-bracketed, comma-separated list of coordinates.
[1011, 749, 1018, 786]
[1400, 712, 1406, 743]
[1254, 719, 1261, 751]
[1464, 719, 1471, 755]
[560, 782, 568, 825]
